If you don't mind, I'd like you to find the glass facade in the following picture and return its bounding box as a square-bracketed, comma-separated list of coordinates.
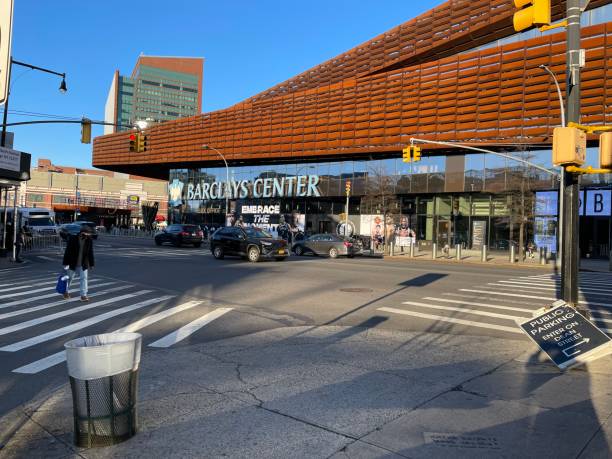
[166, 148, 612, 252]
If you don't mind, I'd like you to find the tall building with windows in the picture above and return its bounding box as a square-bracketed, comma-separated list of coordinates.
[104, 55, 204, 134]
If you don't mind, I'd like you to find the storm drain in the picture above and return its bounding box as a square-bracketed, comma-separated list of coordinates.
[339, 288, 373, 293]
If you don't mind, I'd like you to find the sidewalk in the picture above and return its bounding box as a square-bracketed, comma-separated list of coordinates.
[2, 326, 611, 458]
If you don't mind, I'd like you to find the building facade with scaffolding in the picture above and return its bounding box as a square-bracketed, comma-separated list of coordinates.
[92, 1, 612, 257]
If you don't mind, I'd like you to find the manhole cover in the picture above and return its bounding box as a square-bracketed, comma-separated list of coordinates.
[339, 288, 373, 293]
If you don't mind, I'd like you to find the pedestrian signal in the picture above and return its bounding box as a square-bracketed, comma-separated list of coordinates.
[513, 0, 551, 32]
[552, 127, 586, 166]
[600, 132, 612, 169]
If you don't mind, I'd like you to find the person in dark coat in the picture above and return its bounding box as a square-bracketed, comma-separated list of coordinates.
[62, 226, 95, 301]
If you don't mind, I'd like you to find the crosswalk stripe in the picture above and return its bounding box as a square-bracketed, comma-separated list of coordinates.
[422, 297, 534, 313]
[0, 290, 152, 336]
[377, 307, 523, 334]
[13, 300, 203, 374]
[0, 285, 133, 321]
[504, 279, 612, 290]
[0, 293, 172, 352]
[0, 266, 28, 275]
[0, 281, 115, 309]
[401, 301, 529, 321]
[0, 284, 34, 292]
[148, 308, 233, 348]
[0, 275, 54, 287]
[459, 289, 612, 309]
[0, 278, 106, 300]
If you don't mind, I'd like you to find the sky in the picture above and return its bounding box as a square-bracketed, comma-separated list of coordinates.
[7, 0, 440, 169]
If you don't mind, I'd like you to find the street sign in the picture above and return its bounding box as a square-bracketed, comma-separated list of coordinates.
[519, 300, 612, 370]
[0, 0, 14, 105]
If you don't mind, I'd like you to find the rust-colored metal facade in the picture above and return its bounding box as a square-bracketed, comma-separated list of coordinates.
[93, 0, 612, 179]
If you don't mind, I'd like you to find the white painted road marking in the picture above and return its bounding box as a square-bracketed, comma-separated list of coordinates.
[378, 307, 523, 334]
[0, 293, 172, 352]
[0, 278, 106, 300]
[401, 301, 529, 321]
[0, 281, 115, 309]
[422, 297, 534, 314]
[149, 307, 233, 348]
[13, 300, 202, 374]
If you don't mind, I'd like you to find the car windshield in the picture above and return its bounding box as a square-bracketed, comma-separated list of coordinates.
[244, 227, 272, 238]
[27, 217, 54, 227]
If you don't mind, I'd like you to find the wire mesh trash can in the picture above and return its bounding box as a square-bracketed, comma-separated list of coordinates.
[64, 333, 142, 447]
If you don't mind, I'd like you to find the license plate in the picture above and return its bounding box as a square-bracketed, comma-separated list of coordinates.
[278, 249, 285, 254]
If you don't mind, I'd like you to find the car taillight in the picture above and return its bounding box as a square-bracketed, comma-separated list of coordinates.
[180, 231, 190, 236]
[343, 241, 352, 247]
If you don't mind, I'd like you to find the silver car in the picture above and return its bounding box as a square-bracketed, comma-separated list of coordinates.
[292, 233, 361, 258]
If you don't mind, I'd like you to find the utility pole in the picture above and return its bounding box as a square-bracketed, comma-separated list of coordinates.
[561, 0, 582, 309]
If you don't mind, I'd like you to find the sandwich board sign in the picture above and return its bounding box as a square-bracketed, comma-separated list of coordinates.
[519, 300, 612, 370]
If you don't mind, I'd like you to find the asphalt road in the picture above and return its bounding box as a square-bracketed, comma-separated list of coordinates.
[0, 235, 611, 421]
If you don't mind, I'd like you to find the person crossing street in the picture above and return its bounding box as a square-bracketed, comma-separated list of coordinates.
[62, 226, 95, 301]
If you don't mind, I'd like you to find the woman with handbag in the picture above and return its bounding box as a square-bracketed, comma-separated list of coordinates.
[61, 226, 95, 301]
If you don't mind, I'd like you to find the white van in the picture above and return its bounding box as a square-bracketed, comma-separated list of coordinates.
[0, 207, 58, 235]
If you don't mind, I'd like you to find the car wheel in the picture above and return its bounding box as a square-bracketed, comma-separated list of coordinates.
[212, 245, 224, 259]
[328, 247, 339, 259]
[247, 246, 261, 263]
[155, 239, 162, 246]
[294, 245, 304, 256]
[193, 243, 201, 248]
[275, 257, 286, 261]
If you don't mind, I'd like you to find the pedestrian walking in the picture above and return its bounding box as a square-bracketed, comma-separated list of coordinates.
[14, 226, 24, 263]
[62, 226, 95, 301]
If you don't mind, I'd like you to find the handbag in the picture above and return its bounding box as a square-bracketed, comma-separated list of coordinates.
[56, 269, 70, 294]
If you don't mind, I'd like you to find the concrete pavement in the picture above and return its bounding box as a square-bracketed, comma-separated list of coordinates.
[2, 325, 611, 458]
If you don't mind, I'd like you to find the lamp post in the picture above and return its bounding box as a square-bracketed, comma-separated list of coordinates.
[539, 64, 566, 274]
[202, 145, 230, 224]
[1, 58, 67, 147]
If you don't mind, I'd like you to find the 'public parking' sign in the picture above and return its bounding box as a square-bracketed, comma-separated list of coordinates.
[519, 301, 612, 370]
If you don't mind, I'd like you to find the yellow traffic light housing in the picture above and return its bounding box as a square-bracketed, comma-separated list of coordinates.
[402, 146, 422, 163]
[599, 132, 612, 169]
[412, 146, 421, 162]
[80, 119, 92, 144]
[402, 147, 410, 163]
[345, 180, 351, 196]
[513, 0, 551, 32]
[137, 133, 147, 152]
[552, 127, 586, 166]
[129, 133, 138, 152]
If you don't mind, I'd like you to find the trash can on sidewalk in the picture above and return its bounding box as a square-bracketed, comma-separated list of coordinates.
[64, 332, 142, 448]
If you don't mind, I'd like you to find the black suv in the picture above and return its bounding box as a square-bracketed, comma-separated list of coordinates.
[155, 224, 203, 247]
[211, 226, 288, 262]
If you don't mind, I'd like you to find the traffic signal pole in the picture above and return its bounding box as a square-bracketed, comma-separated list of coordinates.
[561, 0, 582, 309]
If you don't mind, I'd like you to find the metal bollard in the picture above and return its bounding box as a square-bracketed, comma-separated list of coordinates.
[432, 243, 437, 259]
[510, 245, 516, 264]
[410, 243, 415, 258]
[455, 244, 461, 261]
[481, 245, 487, 262]
[390, 240, 395, 256]
[540, 247, 548, 265]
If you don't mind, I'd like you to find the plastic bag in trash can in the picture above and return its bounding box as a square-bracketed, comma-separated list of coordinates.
[65, 333, 142, 381]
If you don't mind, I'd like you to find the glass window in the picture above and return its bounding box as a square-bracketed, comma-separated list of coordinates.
[484, 155, 507, 192]
[465, 154, 484, 192]
[436, 196, 452, 215]
[471, 196, 491, 216]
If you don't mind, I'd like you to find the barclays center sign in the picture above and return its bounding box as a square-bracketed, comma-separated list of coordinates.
[185, 175, 321, 201]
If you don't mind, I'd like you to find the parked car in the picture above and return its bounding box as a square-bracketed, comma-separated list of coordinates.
[58, 222, 99, 240]
[210, 226, 288, 262]
[292, 233, 360, 258]
[155, 224, 203, 247]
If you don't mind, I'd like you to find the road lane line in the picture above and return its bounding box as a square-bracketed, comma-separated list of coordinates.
[0, 281, 115, 309]
[422, 297, 534, 313]
[0, 278, 106, 300]
[0, 285, 133, 321]
[14, 300, 202, 374]
[148, 308, 233, 348]
[0, 290, 151, 336]
[0, 293, 172, 352]
[377, 307, 523, 334]
[401, 301, 529, 321]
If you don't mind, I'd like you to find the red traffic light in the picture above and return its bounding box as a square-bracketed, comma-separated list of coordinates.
[129, 133, 136, 141]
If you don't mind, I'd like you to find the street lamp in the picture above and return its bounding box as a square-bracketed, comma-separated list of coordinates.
[1, 58, 68, 147]
[202, 144, 230, 224]
[539, 64, 565, 270]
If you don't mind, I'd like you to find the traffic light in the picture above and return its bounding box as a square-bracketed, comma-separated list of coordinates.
[80, 119, 91, 144]
[345, 180, 351, 196]
[412, 146, 421, 162]
[137, 133, 147, 152]
[513, 0, 551, 32]
[129, 133, 138, 152]
[552, 127, 586, 166]
[600, 132, 612, 169]
[402, 146, 411, 163]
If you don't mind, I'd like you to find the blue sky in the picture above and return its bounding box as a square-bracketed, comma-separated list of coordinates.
[7, 1, 440, 168]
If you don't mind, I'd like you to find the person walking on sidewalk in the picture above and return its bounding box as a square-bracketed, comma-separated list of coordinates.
[62, 226, 95, 301]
